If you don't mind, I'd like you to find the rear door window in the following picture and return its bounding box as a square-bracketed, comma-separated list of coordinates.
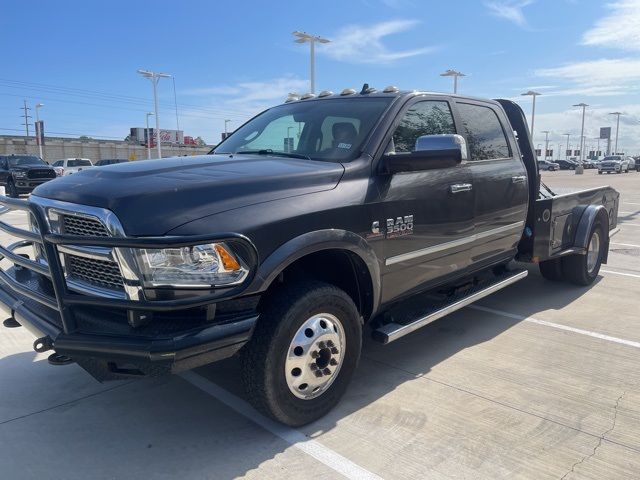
[456, 103, 511, 160]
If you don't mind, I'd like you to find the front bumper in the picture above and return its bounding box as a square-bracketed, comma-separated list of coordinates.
[0, 195, 259, 381]
[15, 178, 55, 192]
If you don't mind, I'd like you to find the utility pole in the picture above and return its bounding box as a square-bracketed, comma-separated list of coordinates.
[293, 31, 331, 94]
[35, 103, 45, 160]
[542, 130, 550, 161]
[573, 103, 588, 162]
[441, 69, 466, 94]
[521, 91, 541, 139]
[563, 133, 570, 159]
[20, 100, 32, 137]
[609, 112, 622, 155]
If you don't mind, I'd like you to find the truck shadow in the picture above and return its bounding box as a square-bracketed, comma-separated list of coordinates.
[0, 264, 602, 479]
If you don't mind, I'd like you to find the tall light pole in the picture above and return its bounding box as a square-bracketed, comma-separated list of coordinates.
[541, 130, 550, 161]
[563, 133, 570, 159]
[293, 31, 331, 94]
[35, 103, 44, 160]
[573, 103, 588, 162]
[145, 112, 154, 160]
[521, 91, 541, 140]
[224, 119, 231, 136]
[609, 111, 622, 154]
[594, 136, 601, 158]
[138, 69, 171, 158]
[172, 76, 180, 133]
[440, 69, 466, 94]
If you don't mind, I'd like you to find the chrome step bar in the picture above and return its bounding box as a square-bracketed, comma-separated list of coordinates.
[373, 269, 528, 344]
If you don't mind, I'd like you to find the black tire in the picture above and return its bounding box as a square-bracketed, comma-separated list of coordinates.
[562, 224, 605, 286]
[6, 180, 18, 198]
[598, 171, 603, 174]
[241, 280, 362, 426]
[539, 258, 564, 281]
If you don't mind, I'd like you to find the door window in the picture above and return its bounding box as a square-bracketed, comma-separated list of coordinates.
[388, 101, 456, 154]
[456, 103, 510, 160]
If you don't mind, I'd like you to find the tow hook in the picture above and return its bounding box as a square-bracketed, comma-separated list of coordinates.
[33, 336, 53, 353]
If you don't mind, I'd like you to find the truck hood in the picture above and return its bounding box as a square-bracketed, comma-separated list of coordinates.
[33, 154, 345, 235]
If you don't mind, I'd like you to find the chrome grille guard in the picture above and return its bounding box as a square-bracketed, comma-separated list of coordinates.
[0, 195, 258, 335]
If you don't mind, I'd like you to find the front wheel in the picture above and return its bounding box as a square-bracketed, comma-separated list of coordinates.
[242, 281, 362, 426]
[562, 225, 605, 286]
[5, 180, 18, 198]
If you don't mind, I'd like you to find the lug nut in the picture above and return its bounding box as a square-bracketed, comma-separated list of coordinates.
[329, 358, 338, 366]
[327, 340, 334, 348]
[318, 341, 326, 349]
[310, 363, 318, 370]
[315, 371, 323, 377]
[323, 368, 331, 375]
[330, 347, 339, 354]
[311, 351, 319, 359]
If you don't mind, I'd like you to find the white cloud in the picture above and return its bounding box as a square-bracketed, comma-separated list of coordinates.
[485, 0, 535, 27]
[534, 58, 640, 97]
[582, 0, 640, 51]
[321, 20, 436, 64]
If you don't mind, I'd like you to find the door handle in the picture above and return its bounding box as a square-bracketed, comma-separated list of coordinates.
[511, 175, 527, 184]
[450, 183, 473, 193]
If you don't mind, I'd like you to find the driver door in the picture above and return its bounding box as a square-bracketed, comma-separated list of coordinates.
[374, 98, 475, 304]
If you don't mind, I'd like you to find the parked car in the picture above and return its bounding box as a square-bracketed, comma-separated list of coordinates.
[598, 155, 630, 174]
[0, 89, 620, 426]
[583, 159, 597, 169]
[626, 157, 638, 172]
[555, 159, 577, 170]
[51, 158, 94, 176]
[538, 159, 560, 171]
[0, 154, 57, 197]
[94, 158, 129, 167]
[634, 157, 640, 172]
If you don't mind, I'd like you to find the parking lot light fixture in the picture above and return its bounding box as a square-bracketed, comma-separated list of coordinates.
[541, 130, 550, 161]
[609, 112, 623, 154]
[573, 103, 588, 162]
[145, 112, 154, 160]
[563, 133, 570, 159]
[138, 69, 171, 158]
[293, 31, 331, 94]
[521, 91, 541, 139]
[441, 69, 466, 94]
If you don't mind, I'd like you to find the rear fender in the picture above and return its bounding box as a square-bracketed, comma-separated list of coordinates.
[574, 205, 610, 263]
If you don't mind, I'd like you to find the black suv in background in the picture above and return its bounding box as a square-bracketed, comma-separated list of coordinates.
[554, 159, 577, 170]
[0, 155, 57, 197]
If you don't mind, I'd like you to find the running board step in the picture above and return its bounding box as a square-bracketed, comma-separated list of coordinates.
[372, 269, 528, 344]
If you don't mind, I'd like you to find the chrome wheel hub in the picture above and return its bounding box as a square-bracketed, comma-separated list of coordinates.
[587, 231, 600, 274]
[285, 313, 345, 400]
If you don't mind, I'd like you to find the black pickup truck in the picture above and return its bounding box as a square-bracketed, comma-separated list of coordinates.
[0, 155, 57, 197]
[0, 87, 619, 426]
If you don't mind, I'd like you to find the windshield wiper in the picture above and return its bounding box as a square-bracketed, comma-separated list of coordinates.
[238, 149, 311, 160]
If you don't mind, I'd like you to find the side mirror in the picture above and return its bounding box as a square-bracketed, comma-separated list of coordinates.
[381, 134, 468, 174]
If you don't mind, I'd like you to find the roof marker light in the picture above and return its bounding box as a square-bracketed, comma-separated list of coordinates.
[318, 90, 333, 97]
[300, 93, 316, 100]
[383, 85, 399, 93]
[340, 88, 356, 96]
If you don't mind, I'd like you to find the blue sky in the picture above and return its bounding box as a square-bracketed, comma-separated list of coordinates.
[1, 0, 639, 152]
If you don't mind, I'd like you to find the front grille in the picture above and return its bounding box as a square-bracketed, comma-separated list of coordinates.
[28, 169, 56, 179]
[62, 215, 110, 237]
[66, 255, 124, 290]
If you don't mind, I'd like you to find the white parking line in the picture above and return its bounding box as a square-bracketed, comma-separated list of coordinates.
[624, 202, 640, 206]
[618, 223, 640, 227]
[611, 242, 640, 248]
[601, 269, 640, 279]
[469, 305, 640, 349]
[180, 371, 382, 480]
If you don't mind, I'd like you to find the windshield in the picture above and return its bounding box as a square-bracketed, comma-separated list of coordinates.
[7, 156, 46, 167]
[213, 97, 393, 162]
[68, 159, 92, 167]
[603, 156, 622, 160]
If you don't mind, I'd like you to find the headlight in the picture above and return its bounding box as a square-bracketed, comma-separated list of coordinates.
[136, 242, 249, 287]
[14, 172, 27, 178]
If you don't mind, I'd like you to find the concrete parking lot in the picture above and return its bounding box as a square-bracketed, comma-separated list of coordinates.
[1, 169, 639, 479]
